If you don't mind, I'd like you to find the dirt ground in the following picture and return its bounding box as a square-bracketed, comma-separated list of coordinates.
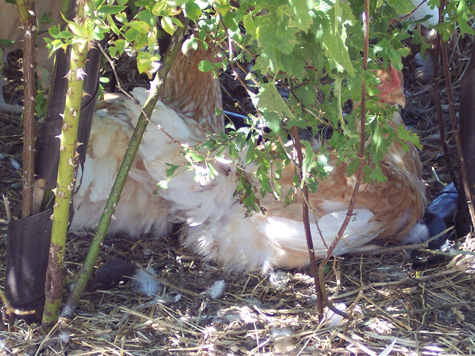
[0, 32, 474, 355]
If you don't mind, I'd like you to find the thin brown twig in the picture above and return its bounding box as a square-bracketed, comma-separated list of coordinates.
[432, 5, 458, 187]
[317, 0, 371, 320]
[16, 0, 36, 218]
[2, 195, 12, 222]
[400, 0, 429, 22]
[439, 0, 475, 230]
[290, 126, 322, 318]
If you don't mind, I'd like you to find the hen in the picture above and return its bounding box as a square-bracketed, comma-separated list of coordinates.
[0, 0, 61, 113]
[73, 63, 426, 272]
[155, 67, 426, 271]
[71, 42, 223, 237]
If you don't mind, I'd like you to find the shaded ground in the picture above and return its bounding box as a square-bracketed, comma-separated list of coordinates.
[0, 34, 474, 355]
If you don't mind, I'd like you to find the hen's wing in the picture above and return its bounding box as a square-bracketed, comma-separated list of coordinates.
[155, 70, 426, 272]
[71, 93, 173, 238]
[71, 39, 224, 237]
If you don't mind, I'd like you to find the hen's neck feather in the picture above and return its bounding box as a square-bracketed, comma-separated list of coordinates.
[160, 45, 223, 135]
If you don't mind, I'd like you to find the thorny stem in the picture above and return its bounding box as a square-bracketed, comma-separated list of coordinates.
[43, 0, 89, 327]
[61, 25, 189, 318]
[438, 0, 475, 230]
[16, 0, 36, 219]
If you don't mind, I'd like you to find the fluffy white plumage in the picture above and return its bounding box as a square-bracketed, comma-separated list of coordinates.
[71, 62, 426, 273]
[409, 0, 439, 27]
[71, 43, 222, 238]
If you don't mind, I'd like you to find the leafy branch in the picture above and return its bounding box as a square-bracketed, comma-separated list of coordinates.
[32, 0, 475, 325]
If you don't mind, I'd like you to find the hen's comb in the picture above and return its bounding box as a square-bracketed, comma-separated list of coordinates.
[376, 65, 406, 107]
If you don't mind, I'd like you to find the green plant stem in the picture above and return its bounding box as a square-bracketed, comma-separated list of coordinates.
[61, 25, 188, 319]
[317, 0, 371, 320]
[15, 0, 36, 219]
[42, 1, 89, 328]
[290, 126, 322, 318]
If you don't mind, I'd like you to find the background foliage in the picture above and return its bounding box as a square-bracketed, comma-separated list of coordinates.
[44, 0, 475, 207]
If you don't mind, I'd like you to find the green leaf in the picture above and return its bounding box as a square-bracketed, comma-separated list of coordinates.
[186, 151, 205, 162]
[198, 60, 212, 72]
[113, 39, 127, 54]
[124, 28, 140, 43]
[59, 31, 73, 39]
[136, 9, 156, 28]
[286, 0, 314, 31]
[49, 25, 60, 38]
[184, 1, 202, 20]
[106, 14, 122, 35]
[207, 162, 218, 178]
[319, 15, 355, 75]
[165, 163, 180, 177]
[115, 12, 128, 23]
[168, 0, 188, 6]
[346, 159, 360, 177]
[294, 85, 316, 107]
[256, 83, 294, 120]
[161, 16, 175, 35]
[387, 0, 415, 14]
[128, 20, 150, 34]
[136, 51, 157, 77]
[152, 0, 168, 15]
[97, 5, 126, 15]
[458, 18, 475, 36]
[243, 14, 257, 37]
[397, 125, 422, 150]
[68, 22, 90, 38]
[171, 17, 184, 28]
[223, 11, 239, 31]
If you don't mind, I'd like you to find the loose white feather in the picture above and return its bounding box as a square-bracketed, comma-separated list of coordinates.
[131, 267, 161, 297]
[208, 280, 225, 299]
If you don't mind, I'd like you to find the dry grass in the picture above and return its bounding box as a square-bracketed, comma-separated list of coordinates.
[0, 236, 472, 355]
[0, 31, 474, 356]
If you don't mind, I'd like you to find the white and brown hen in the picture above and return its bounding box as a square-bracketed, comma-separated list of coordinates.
[70, 42, 223, 237]
[72, 62, 426, 272]
[156, 67, 426, 271]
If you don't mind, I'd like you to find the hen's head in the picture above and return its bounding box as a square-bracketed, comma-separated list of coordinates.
[375, 65, 405, 108]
